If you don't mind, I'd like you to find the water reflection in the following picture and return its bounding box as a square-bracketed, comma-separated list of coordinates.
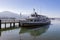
[30, 25, 49, 36]
[0, 24, 50, 40]
[19, 25, 50, 40]
[0, 31, 1, 36]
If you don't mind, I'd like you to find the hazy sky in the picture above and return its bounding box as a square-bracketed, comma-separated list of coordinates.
[0, 0, 60, 18]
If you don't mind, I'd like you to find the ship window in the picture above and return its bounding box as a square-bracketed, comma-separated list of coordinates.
[34, 20, 36, 22]
[30, 20, 33, 21]
[34, 20, 40, 22]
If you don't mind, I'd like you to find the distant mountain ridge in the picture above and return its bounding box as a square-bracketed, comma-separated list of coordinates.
[0, 11, 23, 19]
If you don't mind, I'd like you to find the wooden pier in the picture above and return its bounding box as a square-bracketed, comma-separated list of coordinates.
[0, 19, 21, 29]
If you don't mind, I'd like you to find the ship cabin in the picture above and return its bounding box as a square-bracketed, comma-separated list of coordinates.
[25, 13, 42, 22]
[25, 13, 49, 22]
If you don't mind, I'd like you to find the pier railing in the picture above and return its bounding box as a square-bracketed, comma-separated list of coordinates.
[0, 19, 21, 29]
[1, 19, 20, 23]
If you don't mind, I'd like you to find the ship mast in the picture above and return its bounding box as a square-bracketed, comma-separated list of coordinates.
[33, 8, 35, 13]
[33, 8, 38, 17]
[20, 13, 21, 15]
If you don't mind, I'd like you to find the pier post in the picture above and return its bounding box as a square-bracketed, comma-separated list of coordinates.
[13, 22, 15, 27]
[19, 20, 20, 27]
[13, 19, 15, 28]
[0, 20, 1, 29]
[5, 22, 6, 28]
[10, 23, 12, 28]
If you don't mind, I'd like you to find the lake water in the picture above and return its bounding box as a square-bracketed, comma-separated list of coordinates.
[0, 20, 60, 40]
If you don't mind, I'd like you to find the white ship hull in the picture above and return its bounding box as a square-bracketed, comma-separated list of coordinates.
[20, 21, 51, 27]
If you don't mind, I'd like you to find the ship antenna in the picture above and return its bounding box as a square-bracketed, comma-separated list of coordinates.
[33, 8, 35, 12]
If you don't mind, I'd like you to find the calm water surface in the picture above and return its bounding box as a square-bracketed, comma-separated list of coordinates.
[0, 20, 60, 40]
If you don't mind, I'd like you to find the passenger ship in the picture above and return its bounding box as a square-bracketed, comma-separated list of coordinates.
[20, 9, 51, 27]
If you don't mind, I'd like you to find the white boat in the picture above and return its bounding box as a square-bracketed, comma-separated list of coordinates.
[20, 9, 51, 27]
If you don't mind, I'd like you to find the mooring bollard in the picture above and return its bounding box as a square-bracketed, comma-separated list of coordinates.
[0, 20, 1, 29]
